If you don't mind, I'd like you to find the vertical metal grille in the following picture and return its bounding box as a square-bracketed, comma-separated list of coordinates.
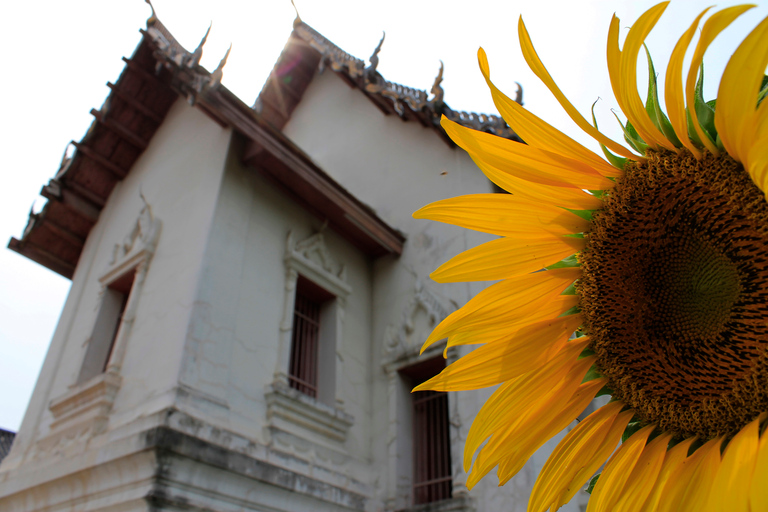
[288, 290, 320, 398]
[413, 389, 452, 504]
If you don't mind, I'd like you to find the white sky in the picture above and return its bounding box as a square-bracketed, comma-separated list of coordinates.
[0, 0, 765, 431]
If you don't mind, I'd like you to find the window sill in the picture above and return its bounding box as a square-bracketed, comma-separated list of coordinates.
[48, 371, 122, 432]
[399, 495, 474, 512]
[265, 382, 353, 443]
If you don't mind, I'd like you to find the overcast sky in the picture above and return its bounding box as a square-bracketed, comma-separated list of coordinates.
[1, 0, 765, 431]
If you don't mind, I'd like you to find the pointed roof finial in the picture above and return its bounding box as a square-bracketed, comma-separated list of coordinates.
[187, 22, 212, 68]
[291, 0, 302, 28]
[514, 81, 523, 106]
[209, 44, 232, 87]
[368, 32, 385, 72]
[430, 60, 445, 104]
[144, 0, 157, 28]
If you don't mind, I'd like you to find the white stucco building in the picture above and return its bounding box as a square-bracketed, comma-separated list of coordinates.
[0, 17, 590, 512]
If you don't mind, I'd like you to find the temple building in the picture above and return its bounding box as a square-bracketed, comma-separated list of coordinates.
[0, 14, 589, 512]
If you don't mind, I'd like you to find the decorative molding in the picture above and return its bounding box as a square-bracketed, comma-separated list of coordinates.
[38, 371, 122, 459]
[49, 198, 162, 452]
[286, 230, 348, 289]
[106, 197, 161, 277]
[99, 198, 161, 376]
[265, 382, 354, 443]
[384, 279, 452, 358]
[274, 230, 351, 406]
[48, 372, 122, 433]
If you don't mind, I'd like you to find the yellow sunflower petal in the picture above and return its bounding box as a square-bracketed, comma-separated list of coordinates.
[517, 17, 638, 160]
[749, 416, 768, 510]
[497, 375, 607, 485]
[466, 349, 596, 488]
[442, 118, 614, 190]
[445, 295, 579, 348]
[748, 127, 768, 194]
[413, 194, 589, 238]
[715, 13, 768, 165]
[422, 267, 579, 350]
[587, 424, 656, 512]
[528, 401, 633, 512]
[710, 415, 761, 512]
[464, 344, 590, 471]
[414, 314, 582, 392]
[657, 437, 723, 512]
[476, 48, 627, 177]
[614, 2, 678, 152]
[665, 8, 712, 158]
[470, 155, 604, 210]
[613, 432, 673, 512]
[638, 437, 696, 512]
[430, 235, 584, 283]
[686, 5, 755, 156]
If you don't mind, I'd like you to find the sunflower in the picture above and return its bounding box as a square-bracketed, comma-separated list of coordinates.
[413, 3, 768, 511]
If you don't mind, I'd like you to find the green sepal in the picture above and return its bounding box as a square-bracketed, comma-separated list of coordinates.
[621, 421, 645, 443]
[566, 208, 594, 221]
[591, 100, 628, 169]
[560, 305, 582, 318]
[643, 46, 681, 147]
[586, 474, 600, 494]
[613, 112, 648, 154]
[691, 64, 718, 145]
[579, 347, 595, 358]
[588, 189, 606, 199]
[595, 385, 613, 398]
[758, 75, 768, 106]
[581, 364, 604, 383]
[561, 282, 578, 296]
[547, 254, 580, 270]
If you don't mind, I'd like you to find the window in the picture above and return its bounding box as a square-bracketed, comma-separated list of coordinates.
[288, 276, 336, 402]
[400, 357, 453, 505]
[77, 269, 136, 384]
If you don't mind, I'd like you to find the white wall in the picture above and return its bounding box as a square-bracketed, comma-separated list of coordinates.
[2, 99, 232, 468]
[284, 69, 585, 512]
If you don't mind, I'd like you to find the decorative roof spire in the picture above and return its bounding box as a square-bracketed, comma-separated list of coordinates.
[429, 60, 445, 106]
[187, 22, 212, 68]
[291, 0, 302, 28]
[144, 0, 157, 28]
[368, 32, 385, 72]
[514, 82, 523, 106]
[209, 44, 232, 88]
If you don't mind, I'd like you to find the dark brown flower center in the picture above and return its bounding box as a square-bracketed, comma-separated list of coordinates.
[580, 150, 768, 439]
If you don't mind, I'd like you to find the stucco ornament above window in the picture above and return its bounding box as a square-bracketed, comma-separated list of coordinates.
[414, 3, 768, 511]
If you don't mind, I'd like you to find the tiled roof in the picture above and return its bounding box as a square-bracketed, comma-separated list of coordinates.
[255, 21, 522, 145]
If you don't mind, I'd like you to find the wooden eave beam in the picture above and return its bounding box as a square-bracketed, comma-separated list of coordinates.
[8, 238, 75, 279]
[90, 109, 149, 150]
[107, 82, 164, 123]
[41, 182, 101, 221]
[200, 87, 404, 257]
[44, 219, 86, 248]
[72, 141, 129, 179]
[121, 57, 166, 88]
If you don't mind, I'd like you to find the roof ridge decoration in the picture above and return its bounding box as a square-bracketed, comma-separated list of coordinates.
[142, 3, 231, 107]
[287, 21, 520, 140]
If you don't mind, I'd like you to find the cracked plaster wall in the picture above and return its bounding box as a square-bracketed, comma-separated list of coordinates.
[2, 98, 232, 470]
[284, 70, 587, 511]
